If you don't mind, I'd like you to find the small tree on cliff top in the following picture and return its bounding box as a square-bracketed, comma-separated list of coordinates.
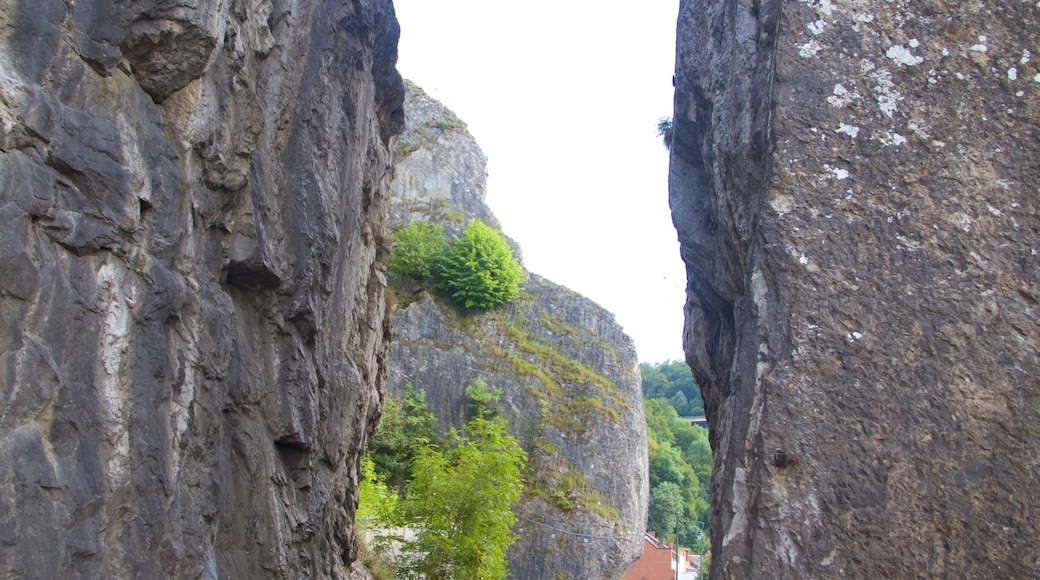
[388, 221, 449, 279]
[435, 220, 522, 310]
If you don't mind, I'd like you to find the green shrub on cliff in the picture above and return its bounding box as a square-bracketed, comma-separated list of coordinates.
[435, 220, 522, 310]
[388, 222, 449, 280]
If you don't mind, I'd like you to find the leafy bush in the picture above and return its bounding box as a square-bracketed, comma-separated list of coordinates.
[366, 385, 440, 493]
[465, 378, 502, 421]
[435, 220, 522, 310]
[388, 222, 449, 280]
[399, 417, 526, 580]
[359, 383, 525, 580]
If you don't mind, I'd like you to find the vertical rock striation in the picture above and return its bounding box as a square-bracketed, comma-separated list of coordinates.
[670, 0, 1040, 577]
[387, 85, 648, 579]
[0, 0, 403, 577]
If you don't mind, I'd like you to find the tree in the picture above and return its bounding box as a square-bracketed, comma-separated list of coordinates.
[389, 221, 449, 279]
[644, 397, 713, 536]
[647, 481, 684, 541]
[366, 385, 440, 493]
[435, 220, 523, 310]
[398, 417, 526, 579]
[464, 378, 502, 421]
[640, 360, 704, 416]
[357, 455, 397, 523]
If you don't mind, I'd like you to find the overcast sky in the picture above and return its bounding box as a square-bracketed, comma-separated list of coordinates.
[392, 0, 686, 364]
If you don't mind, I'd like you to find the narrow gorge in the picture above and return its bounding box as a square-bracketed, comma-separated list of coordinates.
[384, 84, 647, 579]
[3, 0, 1038, 578]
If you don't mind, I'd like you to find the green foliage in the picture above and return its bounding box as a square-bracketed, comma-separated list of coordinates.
[366, 385, 440, 493]
[465, 378, 502, 421]
[357, 455, 398, 523]
[647, 481, 684, 540]
[359, 384, 525, 580]
[395, 141, 420, 158]
[657, 117, 673, 148]
[640, 360, 704, 416]
[435, 220, 523, 310]
[399, 417, 526, 580]
[388, 222, 449, 280]
[431, 119, 460, 131]
[644, 397, 712, 544]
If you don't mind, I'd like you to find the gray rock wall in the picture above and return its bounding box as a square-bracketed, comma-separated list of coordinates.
[670, 0, 1039, 577]
[386, 86, 647, 579]
[0, 0, 403, 577]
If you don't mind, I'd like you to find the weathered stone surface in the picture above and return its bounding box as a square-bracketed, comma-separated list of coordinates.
[0, 0, 403, 576]
[386, 85, 647, 579]
[670, 0, 1040, 577]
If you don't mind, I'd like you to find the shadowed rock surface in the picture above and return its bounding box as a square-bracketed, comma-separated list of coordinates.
[386, 84, 648, 579]
[0, 0, 403, 577]
[669, 0, 1039, 577]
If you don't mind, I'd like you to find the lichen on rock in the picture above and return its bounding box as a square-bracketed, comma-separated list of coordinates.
[670, 0, 1040, 577]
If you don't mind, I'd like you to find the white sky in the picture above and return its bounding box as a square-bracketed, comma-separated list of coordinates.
[392, 0, 686, 364]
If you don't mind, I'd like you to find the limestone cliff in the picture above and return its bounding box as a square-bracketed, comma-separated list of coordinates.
[0, 0, 403, 577]
[387, 84, 648, 579]
[670, 0, 1039, 577]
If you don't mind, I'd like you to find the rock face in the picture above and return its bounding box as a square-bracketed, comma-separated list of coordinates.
[0, 0, 403, 577]
[387, 85, 648, 579]
[670, 0, 1040, 577]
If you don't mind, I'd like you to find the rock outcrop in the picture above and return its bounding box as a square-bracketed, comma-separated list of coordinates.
[670, 0, 1039, 577]
[0, 0, 403, 577]
[387, 85, 648, 579]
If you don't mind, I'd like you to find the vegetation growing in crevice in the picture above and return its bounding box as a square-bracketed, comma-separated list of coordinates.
[526, 437, 619, 522]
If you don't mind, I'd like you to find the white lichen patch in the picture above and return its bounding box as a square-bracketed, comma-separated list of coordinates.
[1022, 49, 1032, 64]
[836, 123, 860, 138]
[908, 38, 920, 49]
[987, 204, 1003, 217]
[1035, 73, 1040, 83]
[847, 331, 863, 342]
[1008, 67, 1018, 80]
[879, 131, 906, 146]
[959, 213, 973, 233]
[827, 83, 861, 108]
[808, 20, 827, 35]
[971, 36, 989, 53]
[870, 68, 903, 118]
[886, 44, 924, 66]
[824, 164, 849, 180]
[800, 40, 824, 58]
